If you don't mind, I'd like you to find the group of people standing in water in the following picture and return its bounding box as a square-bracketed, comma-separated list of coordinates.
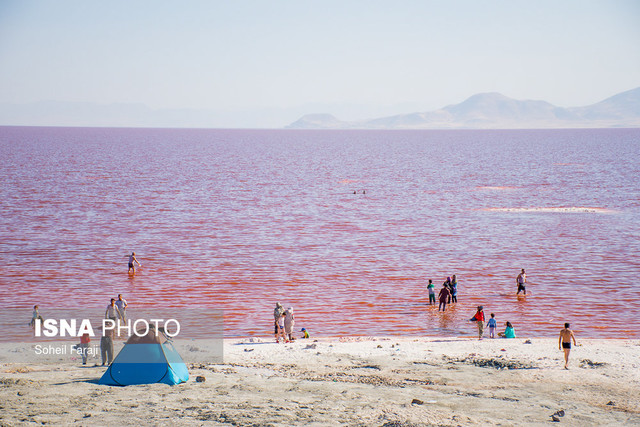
[426, 274, 459, 311]
[428, 269, 529, 313]
[427, 270, 524, 340]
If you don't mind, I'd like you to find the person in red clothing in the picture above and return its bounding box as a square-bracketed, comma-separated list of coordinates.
[470, 306, 485, 339]
[79, 333, 91, 365]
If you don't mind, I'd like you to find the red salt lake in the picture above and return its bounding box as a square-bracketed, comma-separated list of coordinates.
[1, 127, 639, 340]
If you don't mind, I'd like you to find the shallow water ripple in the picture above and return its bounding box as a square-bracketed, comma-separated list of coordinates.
[1, 127, 639, 340]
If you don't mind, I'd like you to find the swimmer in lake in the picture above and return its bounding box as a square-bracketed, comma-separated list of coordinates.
[128, 252, 142, 273]
[516, 268, 526, 295]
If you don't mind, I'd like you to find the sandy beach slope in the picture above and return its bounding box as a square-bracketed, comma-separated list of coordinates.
[1, 337, 639, 426]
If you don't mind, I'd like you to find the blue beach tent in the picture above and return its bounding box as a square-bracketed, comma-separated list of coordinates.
[99, 330, 189, 386]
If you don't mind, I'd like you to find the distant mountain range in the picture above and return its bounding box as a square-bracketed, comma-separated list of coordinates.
[2, 87, 639, 129]
[287, 87, 640, 129]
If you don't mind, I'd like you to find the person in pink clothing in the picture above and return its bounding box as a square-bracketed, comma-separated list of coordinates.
[79, 333, 91, 365]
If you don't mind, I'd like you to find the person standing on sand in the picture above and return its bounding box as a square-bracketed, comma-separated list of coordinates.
[105, 298, 122, 323]
[427, 279, 436, 305]
[516, 268, 527, 295]
[115, 294, 128, 322]
[438, 284, 450, 312]
[79, 333, 91, 365]
[277, 312, 286, 343]
[487, 313, 497, 338]
[101, 327, 114, 366]
[128, 252, 142, 273]
[469, 306, 485, 339]
[284, 307, 295, 342]
[559, 322, 578, 369]
[273, 302, 285, 342]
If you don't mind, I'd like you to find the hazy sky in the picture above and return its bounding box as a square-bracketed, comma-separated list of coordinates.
[1, 0, 639, 127]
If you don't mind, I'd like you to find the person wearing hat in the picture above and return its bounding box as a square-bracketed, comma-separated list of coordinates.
[284, 307, 295, 342]
[301, 328, 310, 339]
[470, 306, 485, 339]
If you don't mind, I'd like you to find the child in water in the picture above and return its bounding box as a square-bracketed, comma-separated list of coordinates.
[30, 305, 44, 329]
[427, 279, 436, 305]
[301, 328, 310, 339]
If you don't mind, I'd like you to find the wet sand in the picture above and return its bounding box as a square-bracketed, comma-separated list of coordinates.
[1, 337, 639, 426]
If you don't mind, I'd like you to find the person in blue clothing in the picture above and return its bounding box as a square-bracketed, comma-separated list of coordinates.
[450, 275, 458, 303]
[487, 313, 497, 338]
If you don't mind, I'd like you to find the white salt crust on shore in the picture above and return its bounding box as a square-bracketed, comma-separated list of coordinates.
[1, 337, 639, 426]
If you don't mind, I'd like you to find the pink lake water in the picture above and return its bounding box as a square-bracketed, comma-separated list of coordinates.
[1, 127, 639, 340]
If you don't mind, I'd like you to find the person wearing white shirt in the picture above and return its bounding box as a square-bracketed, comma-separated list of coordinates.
[115, 294, 128, 322]
[105, 298, 122, 321]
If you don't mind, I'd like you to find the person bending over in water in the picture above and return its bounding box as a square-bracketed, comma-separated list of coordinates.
[516, 268, 527, 295]
[128, 252, 142, 273]
[559, 322, 578, 369]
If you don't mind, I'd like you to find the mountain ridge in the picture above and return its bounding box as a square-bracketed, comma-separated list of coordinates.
[287, 87, 640, 129]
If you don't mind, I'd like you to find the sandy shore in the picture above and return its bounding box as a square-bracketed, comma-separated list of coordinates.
[1, 337, 639, 426]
